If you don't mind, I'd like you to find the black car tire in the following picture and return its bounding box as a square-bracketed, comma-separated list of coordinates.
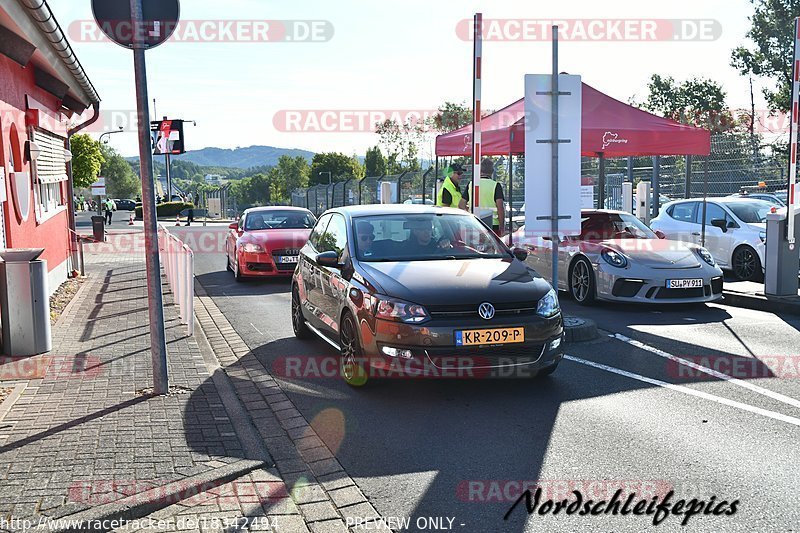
[732, 245, 762, 281]
[234, 258, 244, 282]
[569, 257, 596, 305]
[226, 251, 233, 272]
[339, 312, 370, 387]
[291, 285, 311, 339]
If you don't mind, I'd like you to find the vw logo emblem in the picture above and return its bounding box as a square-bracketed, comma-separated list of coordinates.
[478, 302, 495, 320]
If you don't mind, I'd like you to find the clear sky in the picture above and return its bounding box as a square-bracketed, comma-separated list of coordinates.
[49, 0, 768, 159]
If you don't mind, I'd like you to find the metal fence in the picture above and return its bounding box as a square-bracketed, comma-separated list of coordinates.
[158, 225, 194, 336]
[292, 134, 789, 219]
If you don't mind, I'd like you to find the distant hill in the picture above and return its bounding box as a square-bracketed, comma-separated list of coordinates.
[129, 145, 315, 168]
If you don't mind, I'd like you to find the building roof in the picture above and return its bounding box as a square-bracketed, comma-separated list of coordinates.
[1, 0, 100, 112]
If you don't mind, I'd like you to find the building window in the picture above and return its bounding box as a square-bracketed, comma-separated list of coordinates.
[31, 129, 67, 216]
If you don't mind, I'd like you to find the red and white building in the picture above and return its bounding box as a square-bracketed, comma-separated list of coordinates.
[0, 0, 100, 294]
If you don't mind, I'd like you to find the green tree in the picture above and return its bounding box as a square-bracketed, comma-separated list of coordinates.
[364, 146, 387, 177]
[375, 119, 423, 173]
[731, 0, 800, 112]
[429, 101, 473, 132]
[639, 75, 734, 133]
[100, 145, 140, 199]
[273, 155, 310, 202]
[70, 134, 104, 188]
[309, 152, 364, 185]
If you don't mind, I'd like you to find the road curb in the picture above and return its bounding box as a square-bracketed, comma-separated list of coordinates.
[563, 316, 599, 343]
[722, 291, 800, 316]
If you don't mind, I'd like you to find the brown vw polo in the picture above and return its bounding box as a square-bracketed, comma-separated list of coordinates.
[290, 205, 564, 386]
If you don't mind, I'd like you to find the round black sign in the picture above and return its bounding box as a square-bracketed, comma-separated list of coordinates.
[91, 0, 180, 49]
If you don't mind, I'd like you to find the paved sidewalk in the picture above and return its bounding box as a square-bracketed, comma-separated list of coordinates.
[0, 240, 260, 531]
[723, 279, 800, 315]
[0, 237, 386, 532]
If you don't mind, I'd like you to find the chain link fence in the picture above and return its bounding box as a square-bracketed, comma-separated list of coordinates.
[292, 134, 789, 220]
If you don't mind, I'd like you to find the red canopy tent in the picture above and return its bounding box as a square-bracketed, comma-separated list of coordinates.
[435, 82, 711, 157]
[433, 82, 711, 216]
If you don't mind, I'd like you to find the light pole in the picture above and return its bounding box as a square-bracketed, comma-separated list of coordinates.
[99, 126, 124, 145]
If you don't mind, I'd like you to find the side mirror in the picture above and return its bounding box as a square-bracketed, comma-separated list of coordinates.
[654, 230, 667, 240]
[710, 218, 727, 232]
[511, 247, 528, 261]
[316, 251, 342, 269]
[228, 222, 239, 230]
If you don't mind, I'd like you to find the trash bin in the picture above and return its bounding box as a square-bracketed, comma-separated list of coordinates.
[91, 215, 105, 241]
[0, 248, 52, 356]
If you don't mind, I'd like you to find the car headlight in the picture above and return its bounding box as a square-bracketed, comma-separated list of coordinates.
[241, 243, 265, 253]
[759, 231, 766, 243]
[601, 248, 628, 268]
[537, 288, 560, 318]
[374, 296, 429, 324]
[696, 247, 716, 266]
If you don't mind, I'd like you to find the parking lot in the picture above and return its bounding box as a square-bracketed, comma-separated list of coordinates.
[176, 224, 800, 532]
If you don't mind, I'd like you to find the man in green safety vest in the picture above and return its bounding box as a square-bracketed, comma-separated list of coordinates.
[437, 163, 468, 211]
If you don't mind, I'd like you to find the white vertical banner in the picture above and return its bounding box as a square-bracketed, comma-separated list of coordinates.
[524, 74, 582, 236]
[472, 13, 483, 216]
[788, 17, 800, 249]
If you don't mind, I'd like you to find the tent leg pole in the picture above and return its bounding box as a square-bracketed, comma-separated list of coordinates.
[508, 152, 513, 245]
[684, 155, 692, 199]
[597, 152, 605, 209]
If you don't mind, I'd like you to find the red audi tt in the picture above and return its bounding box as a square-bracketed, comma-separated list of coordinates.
[225, 207, 316, 281]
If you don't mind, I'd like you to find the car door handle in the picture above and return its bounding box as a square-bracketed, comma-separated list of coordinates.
[691, 232, 701, 236]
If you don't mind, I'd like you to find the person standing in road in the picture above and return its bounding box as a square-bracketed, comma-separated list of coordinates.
[104, 198, 114, 225]
[436, 163, 468, 211]
[478, 158, 506, 237]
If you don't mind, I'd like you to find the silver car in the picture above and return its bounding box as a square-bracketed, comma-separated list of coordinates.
[510, 210, 724, 305]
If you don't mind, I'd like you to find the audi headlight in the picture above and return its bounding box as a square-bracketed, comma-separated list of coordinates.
[241, 243, 265, 253]
[696, 247, 716, 266]
[537, 289, 560, 318]
[759, 231, 766, 244]
[601, 248, 628, 268]
[374, 296, 429, 324]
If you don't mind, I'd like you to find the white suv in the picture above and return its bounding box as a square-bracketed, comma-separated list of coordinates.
[651, 198, 772, 281]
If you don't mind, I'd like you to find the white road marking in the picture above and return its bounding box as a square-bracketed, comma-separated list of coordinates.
[564, 355, 800, 428]
[250, 322, 264, 336]
[611, 333, 800, 411]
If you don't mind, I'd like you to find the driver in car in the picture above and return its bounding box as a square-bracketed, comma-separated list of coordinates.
[403, 218, 444, 254]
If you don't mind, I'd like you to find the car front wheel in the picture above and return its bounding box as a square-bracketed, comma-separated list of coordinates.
[339, 312, 369, 387]
[732, 245, 761, 281]
[569, 258, 596, 305]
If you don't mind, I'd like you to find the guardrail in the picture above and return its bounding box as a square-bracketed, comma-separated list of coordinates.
[157, 224, 195, 336]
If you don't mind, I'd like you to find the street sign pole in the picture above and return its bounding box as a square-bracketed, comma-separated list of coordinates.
[550, 27, 560, 291]
[130, 0, 169, 394]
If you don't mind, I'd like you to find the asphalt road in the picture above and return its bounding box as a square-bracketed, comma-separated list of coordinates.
[175, 224, 800, 533]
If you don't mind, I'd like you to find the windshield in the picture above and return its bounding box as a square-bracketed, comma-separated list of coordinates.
[354, 213, 509, 262]
[726, 200, 772, 224]
[244, 210, 315, 230]
[576, 212, 658, 240]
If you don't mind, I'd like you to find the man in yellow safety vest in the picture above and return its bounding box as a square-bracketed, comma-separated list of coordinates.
[437, 163, 468, 211]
